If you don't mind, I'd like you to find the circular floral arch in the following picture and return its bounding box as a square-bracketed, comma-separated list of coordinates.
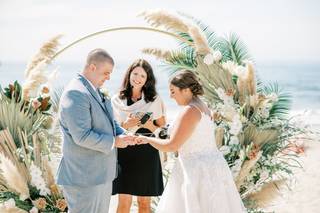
[0, 10, 304, 213]
[51, 26, 194, 61]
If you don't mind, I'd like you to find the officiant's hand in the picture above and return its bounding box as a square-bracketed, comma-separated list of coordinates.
[135, 135, 149, 145]
[115, 135, 136, 148]
[141, 118, 156, 132]
[122, 114, 141, 129]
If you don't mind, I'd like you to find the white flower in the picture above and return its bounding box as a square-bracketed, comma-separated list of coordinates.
[220, 105, 237, 121]
[215, 88, 235, 106]
[229, 115, 242, 135]
[30, 163, 51, 196]
[219, 145, 231, 155]
[212, 50, 222, 62]
[260, 170, 269, 180]
[99, 87, 110, 99]
[4, 198, 16, 208]
[224, 96, 235, 106]
[229, 136, 239, 145]
[203, 53, 214, 65]
[29, 207, 39, 213]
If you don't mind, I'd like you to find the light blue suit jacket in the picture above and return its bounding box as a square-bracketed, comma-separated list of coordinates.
[56, 74, 124, 187]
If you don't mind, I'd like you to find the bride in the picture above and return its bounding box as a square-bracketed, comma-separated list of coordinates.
[136, 70, 246, 213]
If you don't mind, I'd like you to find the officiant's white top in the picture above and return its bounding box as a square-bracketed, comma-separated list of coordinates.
[111, 93, 165, 124]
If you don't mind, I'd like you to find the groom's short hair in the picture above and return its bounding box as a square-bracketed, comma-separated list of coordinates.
[86, 48, 114, 66]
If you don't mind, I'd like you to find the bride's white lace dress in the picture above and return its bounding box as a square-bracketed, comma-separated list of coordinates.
[156, 112, 246, 213]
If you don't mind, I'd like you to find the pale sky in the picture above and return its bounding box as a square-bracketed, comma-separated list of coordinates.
[1, 0, 320, 64]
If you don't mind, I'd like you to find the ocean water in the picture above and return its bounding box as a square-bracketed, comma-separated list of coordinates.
[0, 61, 319, 114]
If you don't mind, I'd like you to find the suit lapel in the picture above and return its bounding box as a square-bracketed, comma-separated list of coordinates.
[78, 74, 115, 130]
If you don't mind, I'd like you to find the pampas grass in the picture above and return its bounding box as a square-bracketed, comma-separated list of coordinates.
[42, 157, 55, 189]
[237, 75, 247, 106]
[139, 9, 189, 33]
[139, 10, 211, 55]
[246, 62, 257, 96]
[142, 48, 172, 60]
[25, 35, 62, 78]
[0, 153, 29, 201]
[215, 127, 224, 148]
[0, 205, 28, 213]
[23, 35, 62, 100]
[22, 61, 48, 100]
[188, 25, 211, 55]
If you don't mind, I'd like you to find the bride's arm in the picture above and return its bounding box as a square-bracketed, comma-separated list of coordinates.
[137, 106, 201, 152]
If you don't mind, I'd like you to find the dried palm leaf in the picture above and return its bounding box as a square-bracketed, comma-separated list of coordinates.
[235, 151, 262, 190]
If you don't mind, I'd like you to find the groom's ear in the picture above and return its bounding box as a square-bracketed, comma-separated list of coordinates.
[88, 63, 97, 72]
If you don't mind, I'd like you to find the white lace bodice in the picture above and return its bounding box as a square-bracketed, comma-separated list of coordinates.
[178, 113, 219, 158]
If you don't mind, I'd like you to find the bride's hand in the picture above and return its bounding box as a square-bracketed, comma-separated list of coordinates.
[135, 135, 149, 145]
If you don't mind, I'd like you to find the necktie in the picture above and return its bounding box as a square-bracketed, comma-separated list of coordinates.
[97, 89, 105, 103]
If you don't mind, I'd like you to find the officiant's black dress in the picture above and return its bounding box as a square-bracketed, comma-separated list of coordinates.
[112, 98, 164, 196]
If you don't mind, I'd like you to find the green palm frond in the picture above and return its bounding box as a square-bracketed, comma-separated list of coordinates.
[159, 48, 197, 75]
[219, 32, 252, 65]
[176, 15, 252, 66]
[261, 83, 292, 119]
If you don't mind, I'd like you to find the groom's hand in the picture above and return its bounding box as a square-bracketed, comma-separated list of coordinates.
[115, 135, 137, 148]
[135, 135, 149, 145]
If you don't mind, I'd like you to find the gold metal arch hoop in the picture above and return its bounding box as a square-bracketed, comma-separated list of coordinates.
[50, 26, 194, 61]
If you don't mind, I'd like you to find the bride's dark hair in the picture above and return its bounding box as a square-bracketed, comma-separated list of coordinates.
[170, 70, 211, 116]
[119, 59, 157, 103]
[169, 70, 204, 96]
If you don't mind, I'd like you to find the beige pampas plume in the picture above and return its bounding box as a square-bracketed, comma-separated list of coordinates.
[139, 9, 189, 33]
[0, 202, 28, 213]
[0, 153, 30, 201]
[246, 61, 257, 96]
[235, 151, 262, 190]
[139, 10, 211, 56]
[22, 61, 48, 100]
[237, 75, 247, 105]
[25, 35, 62, 78]
[142, 48, 172, 60]
[23, 35, 62, 100]
[43, 157, 55, 189]
[188, 25, 211, 55]
[215, 127, 224, 148]
[248, 180, 286, 207]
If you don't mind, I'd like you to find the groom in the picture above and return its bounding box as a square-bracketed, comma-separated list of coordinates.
[56, 48, 135, 213]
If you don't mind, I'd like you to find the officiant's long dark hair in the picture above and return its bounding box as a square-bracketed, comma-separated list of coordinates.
[119, 59, 157, 103]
